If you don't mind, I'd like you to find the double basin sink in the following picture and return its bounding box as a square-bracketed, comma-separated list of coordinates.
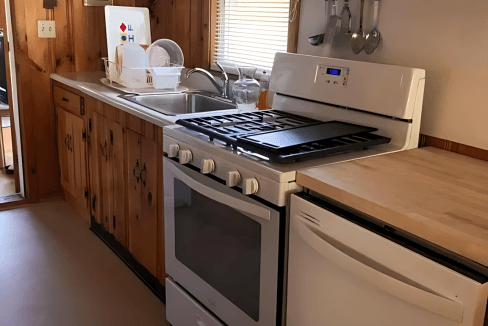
[120, 91, 237, 116]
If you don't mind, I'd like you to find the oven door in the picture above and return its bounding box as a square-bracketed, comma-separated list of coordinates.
[164, 157, 282, 326]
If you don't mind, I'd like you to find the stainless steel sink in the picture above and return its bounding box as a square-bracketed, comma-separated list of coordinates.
[120, 92, 237, 116]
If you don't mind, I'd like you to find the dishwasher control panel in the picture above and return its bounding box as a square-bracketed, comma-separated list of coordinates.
[314, 64, 350, 87]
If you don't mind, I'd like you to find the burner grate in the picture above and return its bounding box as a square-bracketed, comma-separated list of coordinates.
[176, 110, 391, 163]
[176, 110, 319, 145]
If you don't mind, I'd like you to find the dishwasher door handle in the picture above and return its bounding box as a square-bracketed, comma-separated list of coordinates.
[294, 216, 465, 322]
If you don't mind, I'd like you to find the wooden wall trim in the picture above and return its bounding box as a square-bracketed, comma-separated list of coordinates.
[419, 134, 488, 162]
[0, 0, 21, 194]
[287, 0, 301, 53]
[201, 0, 211, 69]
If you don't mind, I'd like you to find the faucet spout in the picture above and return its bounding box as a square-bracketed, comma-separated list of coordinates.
[185, 62, 230, 99]
[186, 68, 224, 97]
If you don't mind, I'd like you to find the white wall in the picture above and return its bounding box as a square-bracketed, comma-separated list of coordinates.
[297, 0, 488, 150]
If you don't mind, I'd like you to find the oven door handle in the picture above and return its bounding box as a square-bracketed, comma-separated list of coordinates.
[293, 216, 464, 322]
[167, 160, 271, 221]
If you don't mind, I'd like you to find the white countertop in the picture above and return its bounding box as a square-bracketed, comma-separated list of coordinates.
[50, 71, 238, 127]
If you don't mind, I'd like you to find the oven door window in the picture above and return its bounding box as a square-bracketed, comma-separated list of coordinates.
[174, 178, 261, 321]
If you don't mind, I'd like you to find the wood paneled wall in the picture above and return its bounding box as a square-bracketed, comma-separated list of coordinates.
[10, 0, 112, 200]
[135, 0, 210, 69]
[10, 0, 209, 200]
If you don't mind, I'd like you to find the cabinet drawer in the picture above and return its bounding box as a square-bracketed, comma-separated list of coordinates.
[53, 86, 84, 116]
[166, 278, 224, 326]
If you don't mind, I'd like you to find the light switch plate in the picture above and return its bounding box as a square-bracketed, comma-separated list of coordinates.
[37, 20, 56, 38]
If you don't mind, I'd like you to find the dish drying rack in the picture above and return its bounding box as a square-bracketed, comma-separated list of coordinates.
[103, 58, 184, 90]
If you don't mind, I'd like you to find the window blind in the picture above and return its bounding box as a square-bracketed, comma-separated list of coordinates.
[213, 0, 291, 74]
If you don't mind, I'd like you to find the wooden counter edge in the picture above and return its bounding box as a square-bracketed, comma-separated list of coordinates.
[296, 172, 488, 268]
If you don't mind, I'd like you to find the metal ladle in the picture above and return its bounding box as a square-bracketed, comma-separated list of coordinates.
[308, 0, 329, 46]
[340, 0, 352, 34]
[365, 0, 381, 54]
[351, 0, 366, 54]
[324, 0, 341, 44]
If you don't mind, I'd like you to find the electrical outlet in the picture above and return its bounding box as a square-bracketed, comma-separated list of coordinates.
[37, 20, 56, 38]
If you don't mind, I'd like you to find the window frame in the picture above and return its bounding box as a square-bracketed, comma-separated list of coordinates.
[208, 0, 301, 76]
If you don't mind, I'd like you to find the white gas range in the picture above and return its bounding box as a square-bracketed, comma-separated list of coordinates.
[162, 52, 425, 326]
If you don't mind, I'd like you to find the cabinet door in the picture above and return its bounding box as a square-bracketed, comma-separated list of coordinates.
[70, 113, 88, 208]
[127, 130, 158, 277]
[157, 128, 167, 283]
[140, 136, 158, 276]
[88, 113, 102, 224]
[67, 116, 76, 197]
[109, 120, 127, 247]
[56, 107, 70, 191]
[127, 130, 142, 255]
[98, 114, 113, 232]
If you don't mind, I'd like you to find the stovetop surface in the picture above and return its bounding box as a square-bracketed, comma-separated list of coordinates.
[175, 110, 318, 141]
[176, 110, 391, 163]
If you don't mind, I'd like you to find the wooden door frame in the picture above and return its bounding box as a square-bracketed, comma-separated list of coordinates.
[0, 0, 25, 205]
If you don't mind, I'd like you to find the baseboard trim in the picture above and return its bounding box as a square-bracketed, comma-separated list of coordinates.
[90, 217, 166, 304]
[419, 134, 488, 162]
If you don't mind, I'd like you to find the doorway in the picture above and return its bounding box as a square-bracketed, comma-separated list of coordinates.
[0, 0, 25, 204]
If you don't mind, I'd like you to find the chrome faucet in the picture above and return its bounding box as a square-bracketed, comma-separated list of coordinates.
[186, 62, 230, 99]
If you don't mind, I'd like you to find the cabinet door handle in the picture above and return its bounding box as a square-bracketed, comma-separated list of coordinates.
[65, 135, 69, 147]
[140, 163, 146, 186]
[67, 134, 73, 152]
[92, 195, 97, 210]
[100, 141, 108, 161]
[62, 97, 69, 102]
[133, 160, 141, 183]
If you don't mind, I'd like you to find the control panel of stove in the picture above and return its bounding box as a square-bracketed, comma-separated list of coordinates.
[167, 142, 267, 197]
[314, 64, 349, 87]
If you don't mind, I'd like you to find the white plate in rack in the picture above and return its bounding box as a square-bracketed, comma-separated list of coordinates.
[105, 6, 151, 62]
[100, 78, 188, 94]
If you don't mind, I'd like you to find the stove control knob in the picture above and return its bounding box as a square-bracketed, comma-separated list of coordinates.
[179, 149, 193, 164]
[242, 178, 259, 195]
[168, 144, 180, 158]
[227, 171, 241, 187]
[201, 159, 215, 174]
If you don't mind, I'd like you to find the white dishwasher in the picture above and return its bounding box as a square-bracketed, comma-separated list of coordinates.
[287, 193, 488, 326]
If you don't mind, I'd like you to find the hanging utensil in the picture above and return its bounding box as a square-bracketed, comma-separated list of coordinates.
[365, 0, 381, 54]
[351, 0, 366, 54]
[340, 0, 352, 34]
[324, 0, 341, 44]
[308, 0, 329, 46]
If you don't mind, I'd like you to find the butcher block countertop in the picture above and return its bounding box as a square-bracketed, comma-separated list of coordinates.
[296, 147, 488, 268]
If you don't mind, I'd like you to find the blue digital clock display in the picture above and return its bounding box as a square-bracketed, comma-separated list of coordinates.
[327, 68, 341, 76]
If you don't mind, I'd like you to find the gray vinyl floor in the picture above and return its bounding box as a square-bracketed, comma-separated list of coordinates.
[0, 200, 169, 326]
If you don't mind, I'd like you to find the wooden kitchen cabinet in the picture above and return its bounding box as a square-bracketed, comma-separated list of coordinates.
[71, 113, 88, 207]
[87, 108, 101, 225]
[127, 129, 159, 277]
[53, 85, 84, 117]
[55, 106, 88, 214]
[55, 83, 167, 286]
[90, 111, 127, 247]
[56, 107, 70, 191]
